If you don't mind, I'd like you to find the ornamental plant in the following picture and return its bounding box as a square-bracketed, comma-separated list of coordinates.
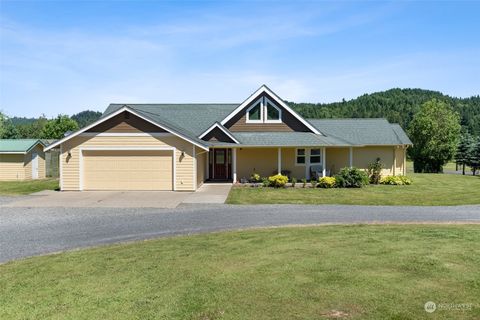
[380, 176, 412, 185]
[334, 167, 369, 188]
[367, 158, 383, 184]
[268, 174, 288, 188]
[250, 172, 261, 183]
[318, 177, 336, 188]
[291, 177, 297, 187]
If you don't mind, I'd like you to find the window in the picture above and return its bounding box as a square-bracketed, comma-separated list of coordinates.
[296, 149, 306, 165]
[266, 100, 281, 122]
[247, 101, 262, 122]
[246, 97, 281, 123]
[310, 148, 321, 164]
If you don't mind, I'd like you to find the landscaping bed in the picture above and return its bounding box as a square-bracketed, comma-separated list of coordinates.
[1, 225, 479, 319]
[227, 173, 480, 206]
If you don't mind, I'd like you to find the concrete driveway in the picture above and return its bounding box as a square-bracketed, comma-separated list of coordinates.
[1, 203, 479, 263]
[1, 183, 232, 209]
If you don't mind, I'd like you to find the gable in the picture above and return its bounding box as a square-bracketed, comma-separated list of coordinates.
[223, 92, 312, 132]
[201, 126, 237, 143]
[86, 111, 166, 133]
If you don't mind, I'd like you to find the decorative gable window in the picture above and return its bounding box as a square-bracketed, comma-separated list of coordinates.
[246, 100, 262, 123]
[246, 97, 282, 123]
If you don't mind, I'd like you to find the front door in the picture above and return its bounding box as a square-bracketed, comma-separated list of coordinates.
[210, 149, 231, 180]
[31, 152, 39, 179]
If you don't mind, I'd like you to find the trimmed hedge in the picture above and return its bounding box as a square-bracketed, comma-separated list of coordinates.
[380, 176, 412, 185]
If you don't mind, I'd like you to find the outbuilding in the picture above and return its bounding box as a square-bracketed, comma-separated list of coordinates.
[0, 139, 46, 180]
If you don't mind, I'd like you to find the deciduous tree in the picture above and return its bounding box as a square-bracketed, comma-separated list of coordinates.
[408, 99, 461, 173]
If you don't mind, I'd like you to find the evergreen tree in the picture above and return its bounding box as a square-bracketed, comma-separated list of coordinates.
[468, 137, 480, 176]
[455, 133, 475, 175]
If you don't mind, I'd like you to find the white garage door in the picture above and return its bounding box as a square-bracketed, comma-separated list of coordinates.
[82, 150, 173, 190]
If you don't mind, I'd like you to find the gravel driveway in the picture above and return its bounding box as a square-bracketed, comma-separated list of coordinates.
[1, 203, 479, 263]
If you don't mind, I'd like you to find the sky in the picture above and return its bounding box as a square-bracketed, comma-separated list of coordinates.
[0, 1, 479, 118]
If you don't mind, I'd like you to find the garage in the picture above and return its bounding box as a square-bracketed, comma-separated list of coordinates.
[82, 150, 173, 191]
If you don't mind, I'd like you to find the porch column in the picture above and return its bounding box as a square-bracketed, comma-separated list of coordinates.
[277, 148, 282, 174]
[349, 147, 353, 168]
[232, 148, 237, 183]
[322, 147, 326, 177]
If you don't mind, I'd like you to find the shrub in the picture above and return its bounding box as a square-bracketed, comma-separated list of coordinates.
[268, 174, 288, 188]
[310, 179, 317, 188]
[261, 177, 270, 187]
[367, 158, 383, 184]
[380, 175, 412, 185]
[291, 177, 297, 187]
[334, 167, 369, 188]
[318, 176, 336, 188]
[250, 173, 261, 183]
[301, 178, 307, 188]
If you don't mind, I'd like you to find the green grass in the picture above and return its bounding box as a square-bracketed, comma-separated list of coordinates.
[406, 161, 470, 173]
[1, 225, 479, 319]
[0, 179, 59, 195]
[227, 174, 480, 206]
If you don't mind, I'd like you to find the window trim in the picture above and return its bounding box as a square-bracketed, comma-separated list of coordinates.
[264, 97, 282, 123]
[245, 98, 264, 123]
[310, 148, 322, 164]
[295, 148, 306, 166]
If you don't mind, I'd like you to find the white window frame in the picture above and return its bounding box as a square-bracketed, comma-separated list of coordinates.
[264, 97, 282, 123]
[309, 148, 322, 164]
[295, 148, 307, 166]
[245, 97, 282, 124]
[246, 98, 263, 123]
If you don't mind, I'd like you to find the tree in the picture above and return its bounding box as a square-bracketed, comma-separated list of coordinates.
[0, 112, 20, 139]
[71, 110, 102, 127]
[0, 111, 6, 137]
[455, 133, 475, 175]
[468, 137, 480, 176]
[408, 99, 461, 173]
[17, 116, 48, 138]
[41, 115, 79, 139]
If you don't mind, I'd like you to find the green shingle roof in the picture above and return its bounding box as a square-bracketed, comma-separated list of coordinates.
[101, 104, 411, 147]
[0, 139, 45, 153]
[230, 132, 351, 147]
[308, 119, 412, 146]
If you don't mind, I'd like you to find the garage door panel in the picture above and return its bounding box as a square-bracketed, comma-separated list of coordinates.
[83, 150, 173, 190]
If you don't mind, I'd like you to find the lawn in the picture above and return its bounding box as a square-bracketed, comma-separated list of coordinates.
[1, 225, 479, 319]
[227, 174, 480, 206]
[0, 179, 59, 195]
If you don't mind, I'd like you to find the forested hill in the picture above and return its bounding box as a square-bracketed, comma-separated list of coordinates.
[288, 88, 480, 136]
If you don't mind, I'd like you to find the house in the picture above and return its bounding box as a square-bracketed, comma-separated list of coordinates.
[45, 85, 412, 191]
[0, 139, 46, 180]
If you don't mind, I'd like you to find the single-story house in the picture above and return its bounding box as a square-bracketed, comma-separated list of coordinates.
[45, 85, 412, 191]
[0, 139, 46, 180]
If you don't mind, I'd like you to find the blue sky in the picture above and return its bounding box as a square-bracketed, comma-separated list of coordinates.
[0, 1, 479, 118]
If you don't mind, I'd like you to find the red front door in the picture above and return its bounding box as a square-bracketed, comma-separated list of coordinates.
[210, 149, 231, 180]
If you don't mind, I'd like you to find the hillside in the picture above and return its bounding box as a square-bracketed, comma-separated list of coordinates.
[288, 88, 480, 136]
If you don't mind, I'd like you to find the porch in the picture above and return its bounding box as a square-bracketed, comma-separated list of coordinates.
[207, 147, 355, 182]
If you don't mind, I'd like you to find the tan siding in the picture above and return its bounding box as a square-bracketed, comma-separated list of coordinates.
[395, 147, 405, 176]
[24, 145, 46, 180]
[61, 135, 195, 191]
[0, 154, 25, 180]
[326, 148, 349, 174]
[236, 148, 278, 180]
[83, 150, 172, 190]
[86, 112, 166, 133]
[353, 146, 395, 175]
[196, 147, 206, 188]
[280, 148, 306, 179]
